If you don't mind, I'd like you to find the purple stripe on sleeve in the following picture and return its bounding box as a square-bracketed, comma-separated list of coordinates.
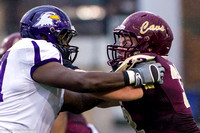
[30, 40, 61, 80]
[31, 41, 41, 64]
[30, 58, 60, 79]
[0, 51, 10, 102]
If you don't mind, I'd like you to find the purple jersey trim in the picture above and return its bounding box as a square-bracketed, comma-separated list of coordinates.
[0, 51, 10, 102]
[30, 58, 60, 79]
[31, 41, 41, 64]
[30, 41, 61, 79]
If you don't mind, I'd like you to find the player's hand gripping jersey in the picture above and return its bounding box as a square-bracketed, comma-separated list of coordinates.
[0, 38, 64, 133]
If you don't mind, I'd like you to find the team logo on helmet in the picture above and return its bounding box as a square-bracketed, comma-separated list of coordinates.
[33, 11, 60, 28]
[140, 21, 165, 34]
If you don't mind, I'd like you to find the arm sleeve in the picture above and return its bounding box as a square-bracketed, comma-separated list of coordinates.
[25, 40, 62, 79]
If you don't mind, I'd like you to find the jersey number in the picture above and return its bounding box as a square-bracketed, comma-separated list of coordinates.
[170, 64, 190, 108]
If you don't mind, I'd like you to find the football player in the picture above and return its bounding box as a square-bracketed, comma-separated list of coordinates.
[91, 11, 200, 132]
[0, 32, 98, 133]
[0, 6, 164, 133]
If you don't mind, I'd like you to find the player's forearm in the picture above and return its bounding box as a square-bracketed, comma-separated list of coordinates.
[70, 71, 126, 93]
[33, 62, 126, 93]
[60, 90, 104, 114]
[89, 86, 143, 101]
[33, 61, 163, 93]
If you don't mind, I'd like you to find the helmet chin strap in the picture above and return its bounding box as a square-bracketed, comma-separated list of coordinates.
[55, 44, 71, 60]
[54, 42, 79, 63]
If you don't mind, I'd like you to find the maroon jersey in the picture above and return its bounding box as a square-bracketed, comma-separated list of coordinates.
[121, 53, 200, 133]
[65, 113, 92, 133]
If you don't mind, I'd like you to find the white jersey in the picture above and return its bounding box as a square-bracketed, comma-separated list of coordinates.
[0, 38, 64, 133]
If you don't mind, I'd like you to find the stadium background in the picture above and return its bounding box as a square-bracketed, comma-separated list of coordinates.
[0, 0, 199, 132]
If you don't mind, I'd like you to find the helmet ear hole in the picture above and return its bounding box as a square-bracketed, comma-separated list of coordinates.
[144, 36, 150, 41]
[40, 33, 48, 40]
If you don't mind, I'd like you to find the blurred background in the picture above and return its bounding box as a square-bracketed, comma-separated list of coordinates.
[0, 0, 200, 132]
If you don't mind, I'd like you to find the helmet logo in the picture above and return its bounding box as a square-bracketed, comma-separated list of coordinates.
[49, 15, 60, 20]
[33, 12, 60, 28]
[140, 21, 165, 34]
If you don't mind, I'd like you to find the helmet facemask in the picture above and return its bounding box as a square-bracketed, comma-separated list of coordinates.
[51, 28, 79, 63]
[107, 30, 139, 67]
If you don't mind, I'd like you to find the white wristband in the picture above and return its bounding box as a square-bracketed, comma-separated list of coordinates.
[126, 70, 136, 84]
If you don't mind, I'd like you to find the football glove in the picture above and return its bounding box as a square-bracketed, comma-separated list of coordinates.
[123, 61, 165, 87]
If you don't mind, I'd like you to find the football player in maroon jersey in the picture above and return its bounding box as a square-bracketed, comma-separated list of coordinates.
[93, 11, 200, 132]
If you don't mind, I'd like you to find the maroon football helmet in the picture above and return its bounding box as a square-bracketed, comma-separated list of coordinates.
[107, 11, 174, 66]
[0, 32, 21, 57]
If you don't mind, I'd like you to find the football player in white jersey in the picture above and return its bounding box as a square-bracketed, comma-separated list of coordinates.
[0, 5, 164, 133]
[0, 33, 99, 133]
